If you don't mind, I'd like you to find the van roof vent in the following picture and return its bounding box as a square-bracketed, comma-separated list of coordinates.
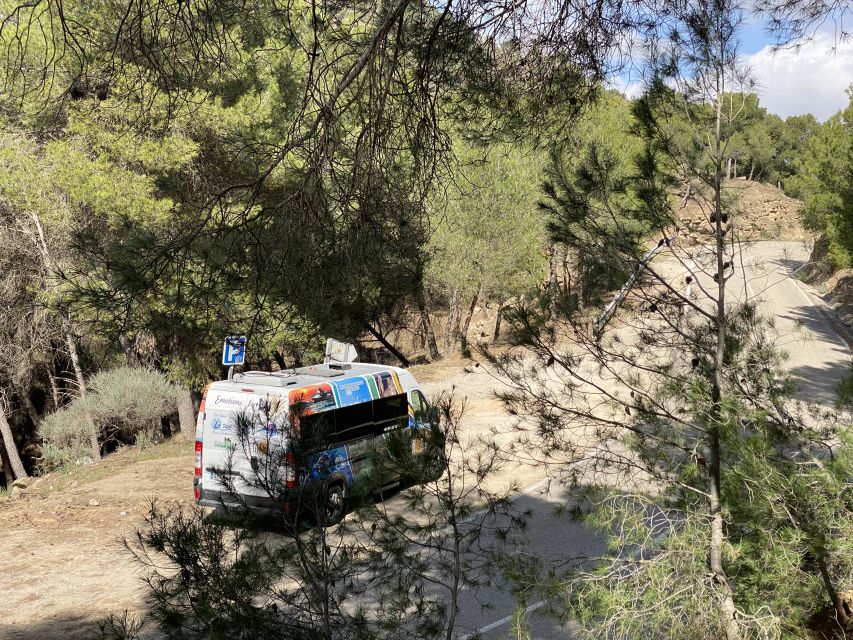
[328, 363, 352, 370]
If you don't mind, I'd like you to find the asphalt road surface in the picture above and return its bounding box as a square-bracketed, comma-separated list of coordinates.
[419, 241, 851, 640]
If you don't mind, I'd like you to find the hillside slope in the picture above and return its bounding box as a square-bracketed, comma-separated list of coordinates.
[677, 178, 810, 243]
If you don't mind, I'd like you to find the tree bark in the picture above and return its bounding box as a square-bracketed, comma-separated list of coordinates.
[493, 300, 504, 342]
[177, 388, 197, 437]
[417, 297, 440, 361]
[679, 182, 692, 209]
[14, 383, 39, 431]
[363, 322, 410, 367]
[459, 288, 480, 355]
[119, 334, 140, 367]
[47, 369, 61, 410]
[444, 290, 461, 356]
[547, 244, 560, 316]
[0, 407, 27, 480]
[1, 442, 15, 486]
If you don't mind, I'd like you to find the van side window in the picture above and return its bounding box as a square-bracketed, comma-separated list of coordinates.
[299, 393, 409, 446]
[411, 390, 431, 424]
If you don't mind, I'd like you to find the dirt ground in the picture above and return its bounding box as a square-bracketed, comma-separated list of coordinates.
[0, 357, 537, 640]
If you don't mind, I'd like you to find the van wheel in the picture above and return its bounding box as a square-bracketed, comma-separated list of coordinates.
[321, 484, 346, 526]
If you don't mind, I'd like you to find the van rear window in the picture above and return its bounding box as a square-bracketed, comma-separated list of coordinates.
[299, 393, 408, 446]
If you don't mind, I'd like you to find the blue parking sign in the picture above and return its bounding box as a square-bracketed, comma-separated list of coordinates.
[222, 336, 247, 366]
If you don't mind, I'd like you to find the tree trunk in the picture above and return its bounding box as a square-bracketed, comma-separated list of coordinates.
[726, 157, 731, 179]
[177, 388, 197, 437]
[709, 72, 741, 640]
[64, 329, 100, 460]
[1, 442, 15, 486]
[47, 370, 61, 410]
[444, 290, 461, 356]
[363, 322, 410, 367]
[30, 212, 100, 459]
[679, 182, 692, 209]
[748, 164, 754, 181]
[577, 252, 587, 311]
[272, 350, 287, 370]
[0, 408, 27, 480]
[417, 298, 440, 361]
[459, 288, 480, 355]
[493, 300, 504, 342]
[547, 244, 560, 316]
[119, 334, 140, 367]
[14, 383, 39, 431]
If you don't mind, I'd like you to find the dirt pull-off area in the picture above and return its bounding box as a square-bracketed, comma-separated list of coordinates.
[0, 357, 530, 640]
[677, 178, 810, 244]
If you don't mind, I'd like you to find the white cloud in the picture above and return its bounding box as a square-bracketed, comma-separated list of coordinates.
[743, 32, 853, 121]
[607, 74, 644, 100]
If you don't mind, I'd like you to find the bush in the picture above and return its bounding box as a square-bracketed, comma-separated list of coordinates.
[38, 367, 183, 470]
[38, 441, 95, 473]
[84, 367, 181, 440]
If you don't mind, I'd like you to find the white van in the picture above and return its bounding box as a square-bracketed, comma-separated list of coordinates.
[193, 362, 440, 523]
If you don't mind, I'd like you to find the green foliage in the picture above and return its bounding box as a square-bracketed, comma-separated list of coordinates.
[427, 142, 547, 304]
[538, 90, 659, 308]
[39, 367, 181, 469]
[39, 403, 97, 453]
[38, 440, 97, 474]
[84, 367, 180, 436]
[787, 93, 853, 268]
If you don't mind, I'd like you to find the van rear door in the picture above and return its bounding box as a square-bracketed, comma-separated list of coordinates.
[201, 386, 288, 506]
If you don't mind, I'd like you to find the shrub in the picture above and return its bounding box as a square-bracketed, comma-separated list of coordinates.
[84, 367, 181, 441]
[39, 402, 101, 472]
[38, 367, 183, 470]
[38, 441, 95, 474]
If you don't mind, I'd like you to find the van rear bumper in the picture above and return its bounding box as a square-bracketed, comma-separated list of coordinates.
[197, 489, 280, 513]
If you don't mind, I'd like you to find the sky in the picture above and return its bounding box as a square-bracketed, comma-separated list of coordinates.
[614, 16, 853, 121]
[740, 18, 853, 121]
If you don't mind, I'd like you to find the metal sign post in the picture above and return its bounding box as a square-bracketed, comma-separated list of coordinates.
[222, 336, 247, 379]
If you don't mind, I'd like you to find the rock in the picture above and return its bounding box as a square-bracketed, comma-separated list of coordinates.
[11, 477, 32, 489]
[11, 486, 22, 499]
[119, 511, 128, 517]
[88, 498, 100, 507]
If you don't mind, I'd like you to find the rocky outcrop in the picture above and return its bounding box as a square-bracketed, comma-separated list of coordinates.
[675, 178, 810, 244]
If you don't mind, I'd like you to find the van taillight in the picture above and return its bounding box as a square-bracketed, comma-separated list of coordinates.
[194, 440, 203, 477]
[285, 451, 297, 488]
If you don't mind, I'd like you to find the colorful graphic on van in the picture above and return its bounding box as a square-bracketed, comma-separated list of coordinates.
[372, 371, 402, 398]
[289, 383, 336, 415]
[331, 376, 373, 407]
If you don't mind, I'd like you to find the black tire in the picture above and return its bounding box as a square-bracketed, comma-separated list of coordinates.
[321, 483, 346, 526]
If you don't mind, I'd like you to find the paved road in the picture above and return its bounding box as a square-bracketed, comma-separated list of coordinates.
[420, 241, 851, 640]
